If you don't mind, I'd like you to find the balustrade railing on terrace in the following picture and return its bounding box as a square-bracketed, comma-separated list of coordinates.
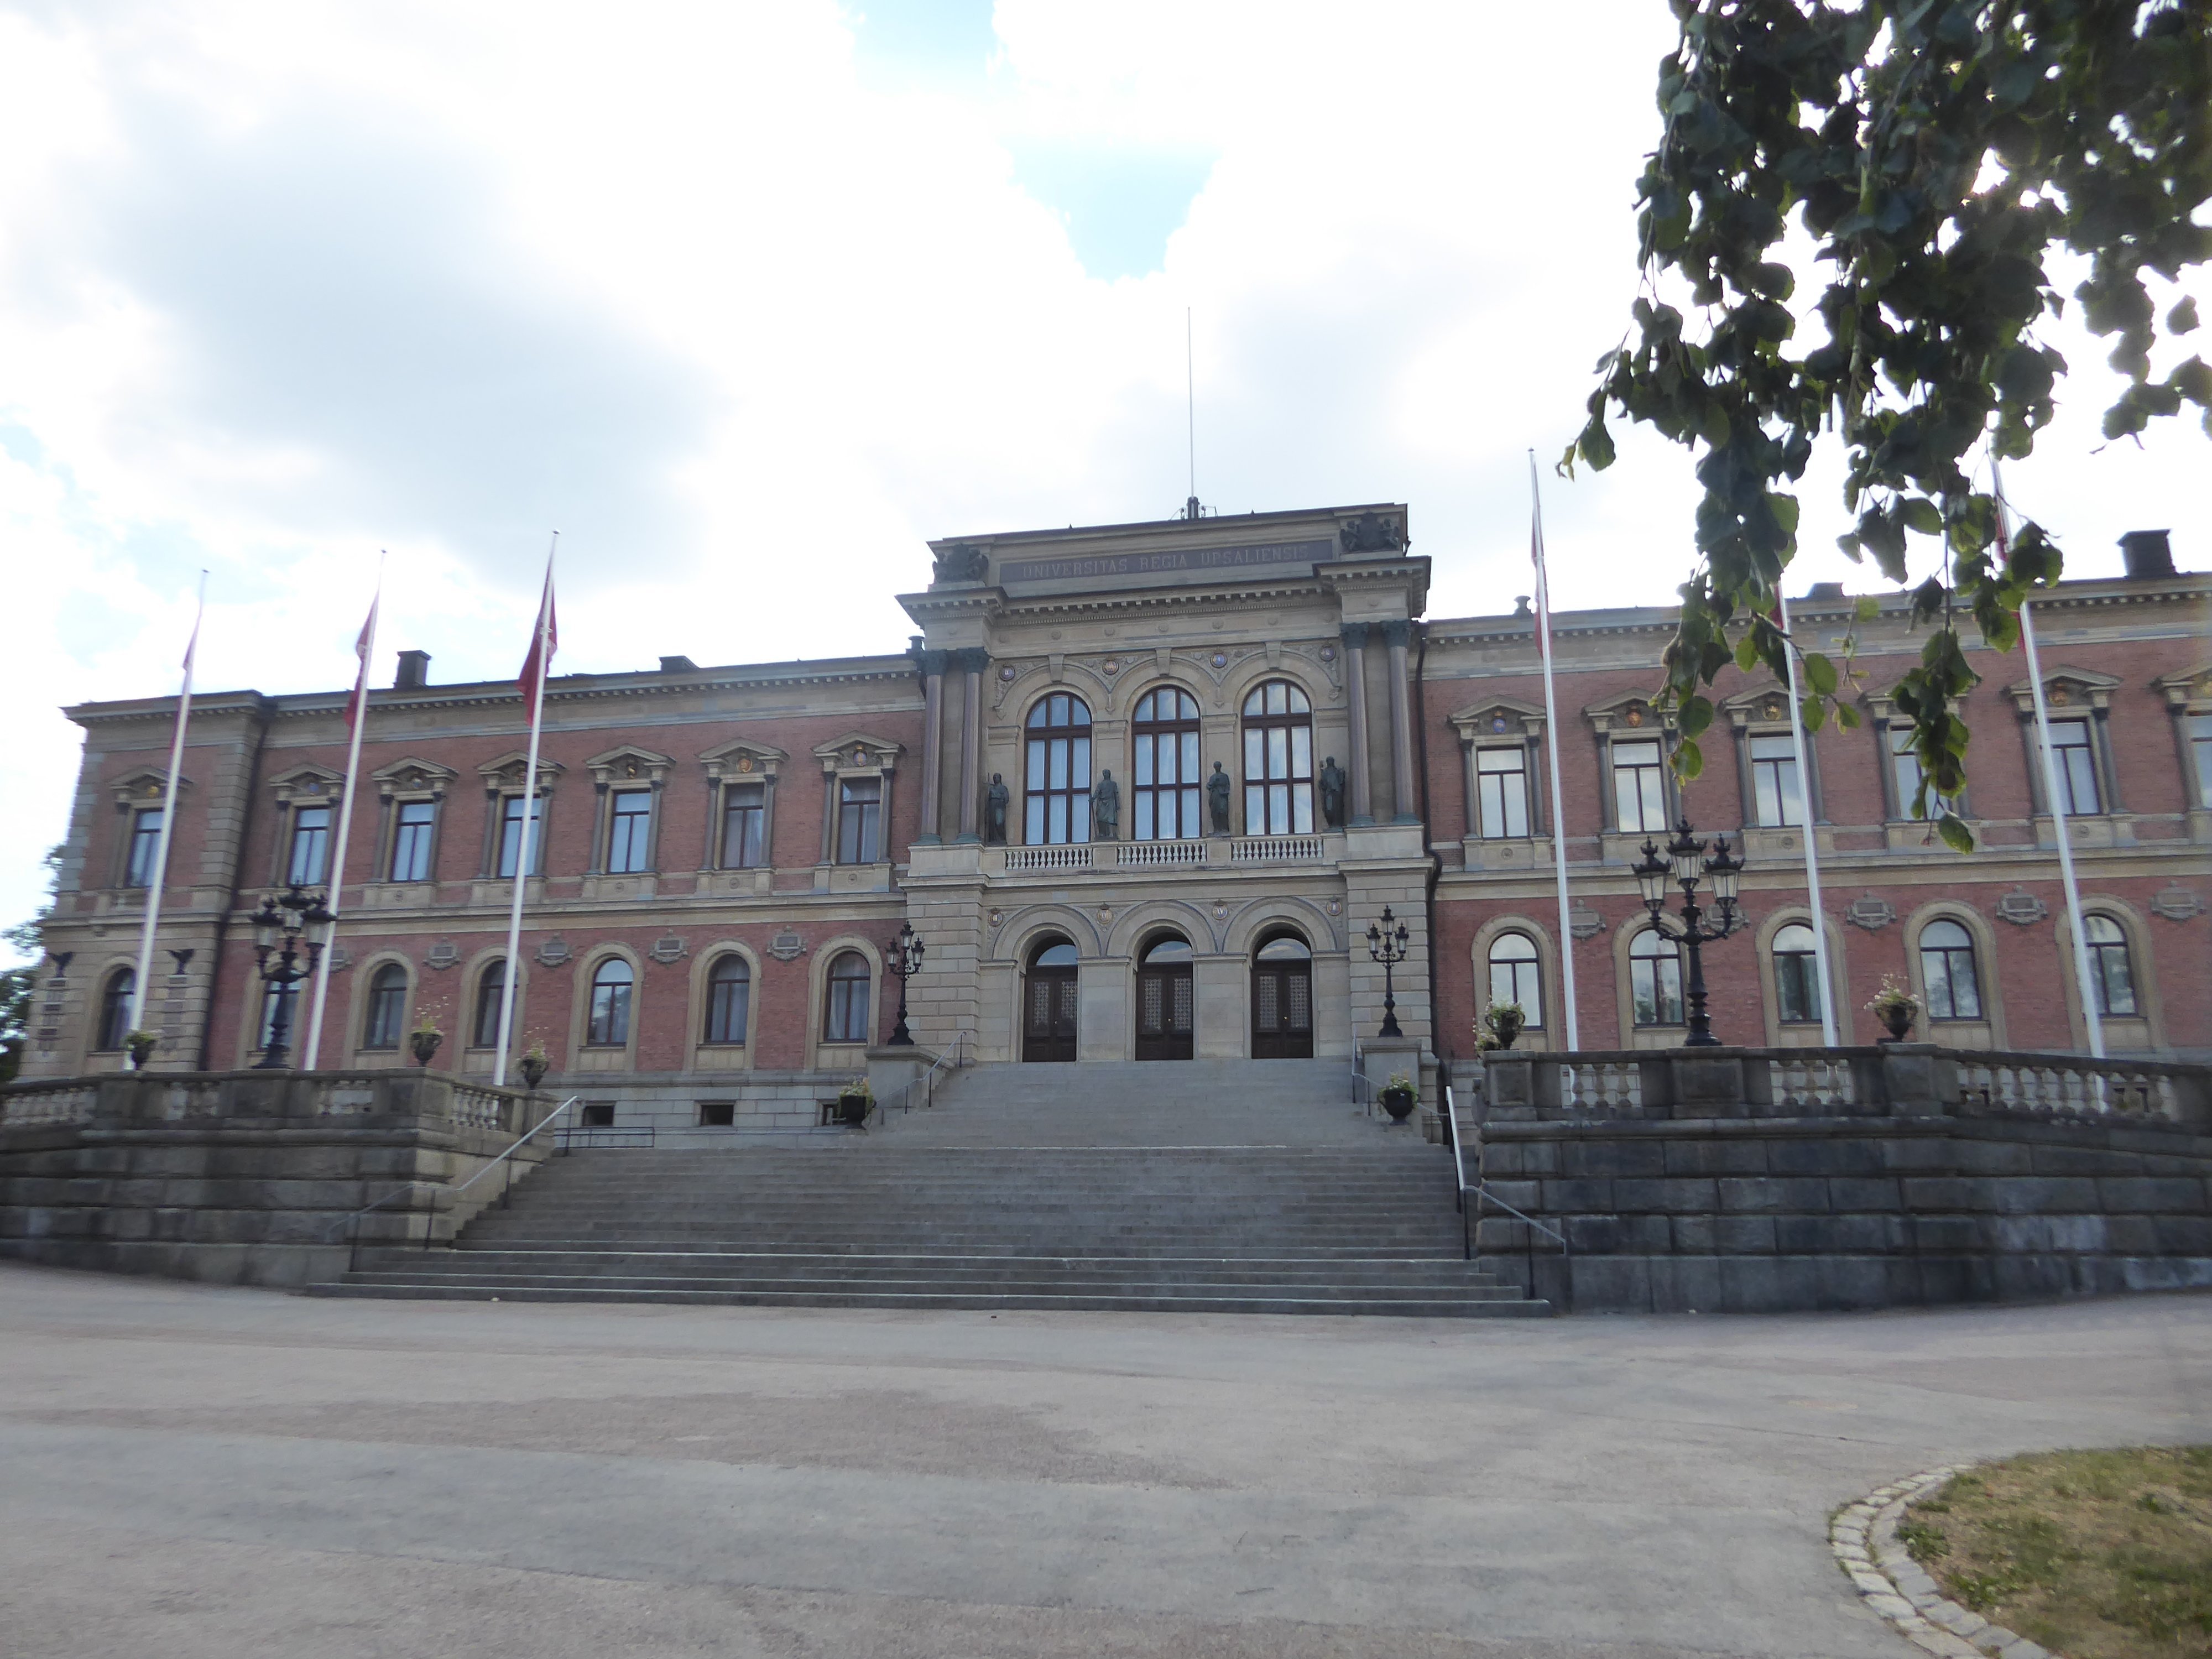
[1, 1070, 551, 1136]
[999, 834, 1327, 874]
[1485, 1046, 2210, 1129]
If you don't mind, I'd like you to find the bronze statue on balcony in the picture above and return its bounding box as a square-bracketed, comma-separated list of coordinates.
[985, 774, 1009, 844]
[1092, 770, 1119, 840]
[1319, 757, 1345, 828]
[1207, 762, 1231, 834]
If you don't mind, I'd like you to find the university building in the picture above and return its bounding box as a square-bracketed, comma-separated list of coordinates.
[20, 504, 2212, 1127]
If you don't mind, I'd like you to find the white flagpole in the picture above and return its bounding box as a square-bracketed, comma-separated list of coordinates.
[493, 535, 557, 1087]
[1530, 452, 1580, 1050]
[1996, 462, 2103, 1058]
[128, 572, 205, 1042]
[1776, 592, 1838, 1045]
[302, 556, 382, 1070]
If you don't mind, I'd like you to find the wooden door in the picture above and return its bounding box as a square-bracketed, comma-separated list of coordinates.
[1023, 965, 1079, 1062]
[1251, 961, 1314, 1058]
[1135, 964, 1194, 1060]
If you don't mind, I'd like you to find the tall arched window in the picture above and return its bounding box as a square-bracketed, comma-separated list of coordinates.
[1241, 680, 1314, 834]
[705, 954, 751, 1044]
[1486, 933, 1544, 1026]
[1025, 692, 1093, 844]
[824, 951, 871, 1044]
[1629, 928, 1683, 1027]
[2084, 914, 2137, 1016]
[586, 958, 633, 1047]
[471, 959, 507, 1048]
[96, 967, 135, 1051]
[1131, 687, 1202, 840]
[1772, 923, 1822, 1026]
[363, 964, 409, 1049]
[1918, 919, 1983, 1021]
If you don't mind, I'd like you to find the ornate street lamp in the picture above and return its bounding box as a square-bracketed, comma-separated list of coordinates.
[251, 881, 335, 1070]
[885, 920, 925, 1046]
[1365, 905, 1412, 1039]
[1632, 820, 1747, 1048]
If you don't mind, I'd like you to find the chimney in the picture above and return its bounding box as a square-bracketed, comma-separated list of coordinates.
[394, 650, 431, 690]
[2118, 529, 2176, 580]
[1802, 581, 1846, 602]
[659, 655, 698, 674]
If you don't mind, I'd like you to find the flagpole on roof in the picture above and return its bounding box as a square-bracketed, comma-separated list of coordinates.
[301, 554, 383, 1070]
[127, 572, 206, 1046]
[493, 533, 558, 1089]
[1775, 589, 1839, 1044]
[1996, 460, 2103, 1060]
[1530, 452, 1580, 1051]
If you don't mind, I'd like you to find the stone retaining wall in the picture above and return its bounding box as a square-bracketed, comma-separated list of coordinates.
[0, 1071, 556, 1286]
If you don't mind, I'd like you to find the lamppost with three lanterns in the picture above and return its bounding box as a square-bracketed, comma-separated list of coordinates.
[885, 920, 925, 1046]
[250, 881, 335, 1069]
[1631, 821, 1747, 1048]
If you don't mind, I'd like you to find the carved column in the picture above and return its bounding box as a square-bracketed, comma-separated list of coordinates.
[818, 770, 837, 866]
[915, 650, 946, 844]
[1341, 624, 1373, 825]
[1383, 619, 1417, 824]
[954, 648, 988, 842]
[1459, 736, 1478, 841]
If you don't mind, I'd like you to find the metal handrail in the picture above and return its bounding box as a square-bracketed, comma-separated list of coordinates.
[322, 1094, 580, 1269]
[1442, 1082, 1469, 1258]
[1466, 1178, 1572, 1313]
[1349, 1041, 1373, 1115]
[869, 1031, 973, 1126]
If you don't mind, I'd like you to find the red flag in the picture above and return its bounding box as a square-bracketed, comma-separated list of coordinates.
[344, 591, 379, 736]
[519, 556, 558, 701]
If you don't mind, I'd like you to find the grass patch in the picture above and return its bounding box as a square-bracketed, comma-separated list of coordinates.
[1900, 1448, 2212, 1659]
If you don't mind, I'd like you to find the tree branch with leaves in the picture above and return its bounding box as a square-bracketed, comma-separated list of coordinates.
[1567, 0, 2210, 848]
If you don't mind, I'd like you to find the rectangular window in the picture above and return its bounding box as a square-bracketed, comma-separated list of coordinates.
[607, 789, 653, 873]
[1611, 739, 1666, 834]
[1890, 727, 1925, 819]
[287, 806, 331, 885]
[2046, 718, 2101, 816]
[389, 801, 436, 882]
[1475, 748, 1528, 839]
[125, 807, 164, 888]
[837, 777, 881, 865]
[697, 1101, 735, 1127]
[722, 781, 766, 868]
[1749, 733, 1804, 827]
[580, 1100, 615, 1127]
[498, 795, 545, 878]
[2191, 713, 2212, 810]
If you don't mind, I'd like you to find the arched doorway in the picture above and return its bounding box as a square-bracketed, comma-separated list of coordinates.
[1135, 933, 1194, 1061]
[1250, 930, 1314, 1058]
[1022, 938, 1079, 1062]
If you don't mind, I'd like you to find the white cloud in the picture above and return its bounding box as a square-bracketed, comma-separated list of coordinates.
[0, 0, 2203, 956]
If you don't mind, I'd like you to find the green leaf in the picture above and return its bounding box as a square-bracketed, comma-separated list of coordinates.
[1678, 695, 1714, 739]
[1799, 696, 1827, 732]
[1901, 497, 1943, 536]
[1803, 652, 1838, 696]
[1835, 702, 1861, 731]
[1672, 739, 1704, 782]
[1734, 633, 1761, 672]
[1936, 815, 1975, 854]
[2167, 296, 2199, 335]
[1854, 596, 1881, 621]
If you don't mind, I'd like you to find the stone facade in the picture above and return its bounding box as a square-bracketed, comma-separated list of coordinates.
[15, 504, 2210, 1121]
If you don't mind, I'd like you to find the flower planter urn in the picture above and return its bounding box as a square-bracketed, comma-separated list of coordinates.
[838, 1091, 871, 1127]
[1877, 1003, 1914, 1044]
[409, 1029, 445, 1068]
[518, 1053, 549, 1090]
[1380, 1086, 1417, 1123]
[126, 1034, 157, 1071]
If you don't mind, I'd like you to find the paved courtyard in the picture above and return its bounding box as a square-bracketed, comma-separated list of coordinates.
[2, 1264, 2207, 1659]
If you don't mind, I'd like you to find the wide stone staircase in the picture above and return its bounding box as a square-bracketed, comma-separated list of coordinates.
[305, 1059, 1548, 1316]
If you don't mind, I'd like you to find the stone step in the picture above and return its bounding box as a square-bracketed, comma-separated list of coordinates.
[302, 1281, 1551, 1317]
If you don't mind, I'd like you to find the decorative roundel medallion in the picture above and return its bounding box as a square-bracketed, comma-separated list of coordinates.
[1212, 902, 1229, 921]
[1490, 714, 1508, 734]
[1102, 659, 1119, 675]
[1625, 705, 1645, 727]
[1319, 645, 1337, 663]
[1763, 700, 1783, 721]
[735, 754, 754, 773]
[305, 779, 322, 794]
[999, 665, 1016, 682]
[852, 746, 867, 764]
[1097, 905, 1113, 922]
[1211, 652, 1228, 669]
[1327, 899, 1342, 917]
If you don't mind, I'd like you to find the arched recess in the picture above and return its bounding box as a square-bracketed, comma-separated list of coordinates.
[806, 934, 884, 1068]
[1901, 900, 2007, 1051]
[458, 943, 531, 1073]
[1218, 895, 1345, 959]
[336, 951, 416, 1070]
[1609, 921, 1686, 1052]
[2053, 899, 2163, 1055]
[1749, 907, 1853, 1047]
[990, 658, 1113, 719]
[1104, 898, 1224, 960]
[1468, 915, 1562, 1052]
[687, 940, 762, 1071]
[569, 943, 643, 1072]
[988, 903, 1105, 964]
[1020, 932, 1081, 1063]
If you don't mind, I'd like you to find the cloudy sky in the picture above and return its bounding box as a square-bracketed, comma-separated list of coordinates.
[2, 0, 2205, 951]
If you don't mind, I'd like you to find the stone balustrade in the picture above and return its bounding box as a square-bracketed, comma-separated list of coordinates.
[2, 1069, 547, 1136]
[1484, 1045, 2211, 1130]
[997, 834, 1331, 875]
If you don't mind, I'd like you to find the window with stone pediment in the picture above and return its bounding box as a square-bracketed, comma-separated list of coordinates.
[810, 735, 900, 868]
[583, 747, 674, 877]
[2005, 669, 2120, 820]
[1131, 686, 1202, 841]
[1241, 680, 1313, 836]
[1450, 701, 1546, 842]
[700, 740, 785, 871]
[1025, 692, 1093, 846]
[2046, 718, 2100, 816]
[124, 808, 164, 888]
[106, 769, 188, 889]
[372, 760, 456, 885]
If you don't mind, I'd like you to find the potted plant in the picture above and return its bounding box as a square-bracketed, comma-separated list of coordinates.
[1866, 975, 1919, 1044]
[1380, 1072, 1418, 1123]
[838, 1074, 873, 1127]
[408, 1018, 445, 1069]
[124, 1029, 158, 1071]
[517, 1043, 550, 1090]
[1481, 1000, 1527, 1051]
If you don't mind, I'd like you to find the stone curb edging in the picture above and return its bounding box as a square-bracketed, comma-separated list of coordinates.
[1829, 1465, 2059, 1659]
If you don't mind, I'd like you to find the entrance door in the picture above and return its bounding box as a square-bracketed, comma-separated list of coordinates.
[1135, 935, 1194, 1061]
[1022, 941, 1079, 1062]
[1251, 932, 1314, 1058]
